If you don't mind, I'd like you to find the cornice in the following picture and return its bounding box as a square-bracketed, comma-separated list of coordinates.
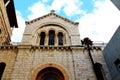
[18, 45, 72, 50]
[18, 45, 86, 51]
[0, 45, 17, 50]
[25, 10, 79, 26]
[0, 45, 101, 50]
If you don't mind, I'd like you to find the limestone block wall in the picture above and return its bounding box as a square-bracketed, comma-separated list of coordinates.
[11, 47, 35, 80]
[22, 12, 81, 45]
[11, 46, 76, 80]
[92, 49, 111, 80]
[71, 47, 97, 80]
[0, 45, 109, 80]
[10, 45, 109, 80]
[0, 46, 18, 80]
[82, 47, 110, 80]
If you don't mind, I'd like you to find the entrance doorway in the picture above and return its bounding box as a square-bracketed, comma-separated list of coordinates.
[36, 67, 64, 80]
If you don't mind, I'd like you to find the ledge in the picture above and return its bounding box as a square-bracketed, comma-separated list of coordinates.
[0, 45, 101, 50]
[0, 45, 17, 49]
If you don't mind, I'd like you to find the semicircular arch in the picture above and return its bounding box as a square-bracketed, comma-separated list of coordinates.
[32, 22, 71, 37]
[31, 63, 69, 80]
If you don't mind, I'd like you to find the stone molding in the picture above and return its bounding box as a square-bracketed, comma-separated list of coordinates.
[31, 63, 69, 80]
[25, 11, 79, 26]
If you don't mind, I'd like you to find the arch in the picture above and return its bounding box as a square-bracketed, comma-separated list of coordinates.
[32, 23, 71, 37]
[36, 67, 64, 80]
[0, 62, 6, 79]
[33, 23, 72, 45]
[31, 63, 69, 80]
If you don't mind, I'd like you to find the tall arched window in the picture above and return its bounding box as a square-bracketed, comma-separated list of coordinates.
[94, 63, 105, 80]
[0, 62, 6, 79]
[48, 30, 55, 45]
[40, 32, 46, 45]
[58, 32, 63, 45]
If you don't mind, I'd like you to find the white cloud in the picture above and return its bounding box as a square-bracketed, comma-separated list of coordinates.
[27, 1, 50, 20]
[11, 10, 25, 42]
[77, 0, 120, 43]
[28, 0, 84, 19]
[51, 0, 66, 11]
[51, 0, 84, 16]
[63, 0, 84, 16]
[12, 0, 120, 43]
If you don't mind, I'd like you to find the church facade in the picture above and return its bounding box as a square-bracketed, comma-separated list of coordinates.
[0, 0, 110, 80]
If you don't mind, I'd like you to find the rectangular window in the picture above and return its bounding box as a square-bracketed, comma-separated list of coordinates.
[114, 58, 120, 72]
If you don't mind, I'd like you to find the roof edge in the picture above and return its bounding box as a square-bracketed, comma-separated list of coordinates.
[6, 0, 18, 28]
[25, 10, 79, 26]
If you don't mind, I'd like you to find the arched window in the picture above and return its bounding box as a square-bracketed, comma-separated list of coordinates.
[58, 32, 63, 45]
[36, 67, 64, 80]
[40, 32, 46, 45]
[94, 63, 105, 80]
[0, 62, 6, 79]
[48, 30, 55, 45]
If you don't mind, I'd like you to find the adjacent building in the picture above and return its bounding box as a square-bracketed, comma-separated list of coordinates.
[111, 0, 120, 10]
[0, 0, 109, 80]
[0, 0, 18, 44]
[103, 26, 120, 80]
[103, 0, 120, 80]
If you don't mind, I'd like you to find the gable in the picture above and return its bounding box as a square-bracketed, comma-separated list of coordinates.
[24, 10, 79, 36]
[22, 10, 81, 45]
[25, 10, 79, 26]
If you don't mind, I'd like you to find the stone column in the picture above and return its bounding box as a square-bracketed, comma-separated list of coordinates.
[45, 33, 48, 46]
[55, 32, 58, 46]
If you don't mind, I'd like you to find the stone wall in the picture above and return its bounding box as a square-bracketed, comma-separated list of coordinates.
[11, 46, 74, 80]
[22, 12, 81, 46]
[0, 45, 110, 80]
[0, 46, 18, 79]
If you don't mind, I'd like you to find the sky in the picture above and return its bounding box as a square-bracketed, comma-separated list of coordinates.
[11, 0, 120, 43]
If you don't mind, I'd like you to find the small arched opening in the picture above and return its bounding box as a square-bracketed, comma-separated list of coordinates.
[48, 30, 55, 45]
[94, 63, 105, 80]
[40, 32, 46, 45]
[58, 32, 63, 45]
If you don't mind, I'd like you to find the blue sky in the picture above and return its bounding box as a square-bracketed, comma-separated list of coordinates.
[14, 0, 95, 21]
[12, 0, 120, 43]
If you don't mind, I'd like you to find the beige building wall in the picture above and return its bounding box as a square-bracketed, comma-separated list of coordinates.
[0, 45, 109, 80]
[22, 11, 81, 46]
[0, 10, 110, 80]
[0, 46, 17, 80]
